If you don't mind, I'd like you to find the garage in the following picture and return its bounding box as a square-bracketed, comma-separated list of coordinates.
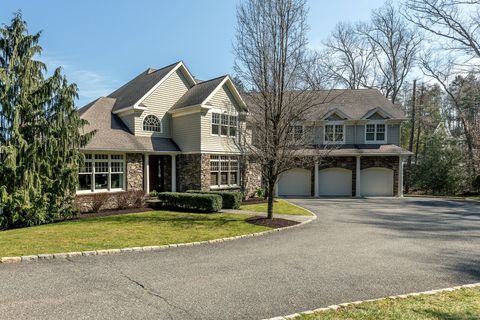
[318, 168, 352, 196]
[277, 168, 311, 196]
[360, 167, 394, 196]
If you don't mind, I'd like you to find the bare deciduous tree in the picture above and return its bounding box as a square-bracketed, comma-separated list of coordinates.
[360, 2, 423, 103]
[321, 22, 376, 89]
[233, 0, 331, 219]
[407, 0, 480, 177]
[405, 0, 480, 60]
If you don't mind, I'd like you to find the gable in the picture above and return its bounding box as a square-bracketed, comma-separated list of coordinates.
[367, 112, 387, 120]
[326, 113, 345, 121]
[206, 84, 240, 111]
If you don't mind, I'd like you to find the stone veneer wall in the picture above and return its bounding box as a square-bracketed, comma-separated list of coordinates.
[177, 154, 210, 192]
[243, 159, 262, 199]
[127, 153, 144, 191]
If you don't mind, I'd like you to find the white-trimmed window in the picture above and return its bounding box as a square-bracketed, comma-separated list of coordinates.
[78, 154, 125, 192]
[365, 122, 386, 143]
[143, 115, 162, 132]
[210, 155, 239, 187]
[289, 124, 303, 141]
[211, 112, 237, 137]
[324, 123, 345, 143]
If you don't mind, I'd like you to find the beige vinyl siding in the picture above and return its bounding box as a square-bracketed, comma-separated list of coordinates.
[201, 109, 240, 153]
[135, 69, 193, 137]
[172, 113, 201, 152]
[201, 84, 242, 153]
[207, 84, 240, 111]
[387, 124, 400, 146]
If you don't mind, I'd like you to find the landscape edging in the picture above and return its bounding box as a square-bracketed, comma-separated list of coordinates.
[0, 210, 317, 265]
[263, 282, 480, 320]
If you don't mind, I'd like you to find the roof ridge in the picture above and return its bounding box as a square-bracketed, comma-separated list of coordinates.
[194, 74, 228, 86]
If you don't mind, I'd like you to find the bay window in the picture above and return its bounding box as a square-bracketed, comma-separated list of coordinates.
[211, 112, 238, 137]
[210, 155, 239, 188]
[78, 154, 125, 192]
[324, 123, 344, 143]
[365, 122, 386, 143]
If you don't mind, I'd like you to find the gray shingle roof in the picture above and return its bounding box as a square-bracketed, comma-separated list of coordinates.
[172, 75, 227, 110]
[301, 144, 412, 156]
[79, 97, 180, 153]
[244, 89, 406, 120]
[108, 62, 180, 113]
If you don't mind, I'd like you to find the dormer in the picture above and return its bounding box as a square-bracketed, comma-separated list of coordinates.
[361, 107, 393, 144]
[320, 109, 350, 144]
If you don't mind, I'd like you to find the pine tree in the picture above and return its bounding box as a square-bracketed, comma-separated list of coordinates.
[0, 12, 93, 228]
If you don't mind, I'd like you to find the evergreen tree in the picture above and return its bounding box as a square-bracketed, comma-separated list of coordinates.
[0, 12, 93, 228]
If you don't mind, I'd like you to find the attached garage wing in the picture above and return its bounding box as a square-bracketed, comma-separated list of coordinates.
[277, 168, 311, 196]
[318, 168, 352, 196]
[360, 167, 393, 196]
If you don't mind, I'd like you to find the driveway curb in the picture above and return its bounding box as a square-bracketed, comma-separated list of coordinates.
[263, 282, 480, 320]
[0, 210, 317, 265]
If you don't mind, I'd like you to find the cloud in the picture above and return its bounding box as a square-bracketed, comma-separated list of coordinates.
[41, 54, 119, 107]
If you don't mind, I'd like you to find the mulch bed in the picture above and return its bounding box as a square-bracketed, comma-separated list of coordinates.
[72, 207, 151, 220]
[246, 216, 299, 228]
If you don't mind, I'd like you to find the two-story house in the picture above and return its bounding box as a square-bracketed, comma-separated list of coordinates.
[275, 89, 412, 197]
[77, 61, 410, 204]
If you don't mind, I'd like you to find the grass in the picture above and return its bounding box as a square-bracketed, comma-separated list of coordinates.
[241, 199, 313, 216]
[297, 287, 480, 320]
[0, 211, 270, 257]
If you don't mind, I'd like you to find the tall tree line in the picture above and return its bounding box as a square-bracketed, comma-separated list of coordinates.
[318, 0, 480, 194]
[0, 13, 92, 228]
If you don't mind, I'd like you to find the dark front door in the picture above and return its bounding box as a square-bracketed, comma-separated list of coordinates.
[149, 155, 165, 193]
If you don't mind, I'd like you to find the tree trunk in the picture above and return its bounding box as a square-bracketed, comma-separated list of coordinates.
[267, 179, 275, 219]
[405, 80, 416, 193]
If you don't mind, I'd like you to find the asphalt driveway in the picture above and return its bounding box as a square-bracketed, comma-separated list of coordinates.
[0, 197, 479, 319]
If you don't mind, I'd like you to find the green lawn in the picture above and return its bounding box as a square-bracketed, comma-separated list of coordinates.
[297, 287, 480, 320]
[241, 199, 313, 216]
[0, 211, 270, 257]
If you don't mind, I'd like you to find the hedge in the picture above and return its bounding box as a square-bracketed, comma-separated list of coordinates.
[186, 190, 243, 209]
[157, 192, 222, 213]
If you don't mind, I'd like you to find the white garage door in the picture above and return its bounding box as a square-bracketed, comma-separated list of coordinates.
[277, 168, 311, 196]
[318, 168, 352, 196]
[361, 167, 394, 196]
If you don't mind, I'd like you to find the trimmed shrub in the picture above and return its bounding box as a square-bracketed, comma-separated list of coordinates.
[186, 190, 243, 209]
[157, 192, 222, 213]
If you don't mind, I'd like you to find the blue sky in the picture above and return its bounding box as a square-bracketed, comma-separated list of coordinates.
[1, 0, 387, 106]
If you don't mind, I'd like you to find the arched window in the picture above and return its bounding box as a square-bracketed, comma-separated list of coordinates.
[143, 115, 161, 132]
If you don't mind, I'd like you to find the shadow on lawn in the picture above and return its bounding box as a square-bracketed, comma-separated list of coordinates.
[78, 211, 245, 228]
[418, 309, 479, 320]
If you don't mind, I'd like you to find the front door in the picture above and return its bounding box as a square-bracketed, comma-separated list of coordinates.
[149, 155, 165, 193]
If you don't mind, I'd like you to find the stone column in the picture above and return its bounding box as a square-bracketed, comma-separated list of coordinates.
[314, 162, 319, 197]
[144, 154, 149, 194]
[356, 156, 361, 197]
[171, 154, 176, 192]
[398, 155, 404, 197]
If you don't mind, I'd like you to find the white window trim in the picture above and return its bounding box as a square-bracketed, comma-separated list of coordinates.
[365, 120, 387, 144]
[323, 121, 345, 144]
[142, 114, 163, 134]
[76, 153, 126, 194]
[210, 111, 238, 138]
[289, 123, 304, 141]
[210, 155, 240, 188]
